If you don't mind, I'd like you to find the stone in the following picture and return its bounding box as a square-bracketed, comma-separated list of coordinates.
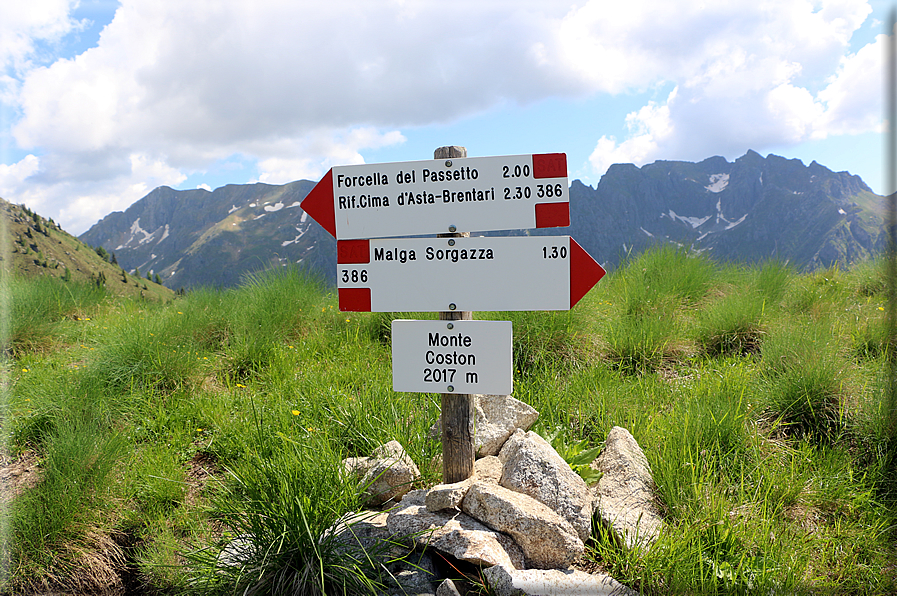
[497, 430, 596, 543]
[474, 455, 503, 482]
[483, 565, 639, 596]
[436, 578, 462, 596]
[388, 490, 525, 569]
[425, 478, 473, 512]
[324, 510, 407, 560]
[343, 440, 420, 507]
[425, 455, 504, 512]
[384, 552, 438, 596]
[217, 534, 254, 569]
[429, 394, 539, 457]
[591, 426, 663, 549]
[461, 481, 584, 569]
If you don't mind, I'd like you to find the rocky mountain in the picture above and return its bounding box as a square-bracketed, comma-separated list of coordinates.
[79, 180, 336, 289]
[561, 150, 883, 270]
[78, 151, 884, 290]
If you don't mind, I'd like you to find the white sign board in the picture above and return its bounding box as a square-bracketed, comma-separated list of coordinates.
[391, 320, 513, 394]
[336, 236, 604, 312]
[301, 153, 570, 239]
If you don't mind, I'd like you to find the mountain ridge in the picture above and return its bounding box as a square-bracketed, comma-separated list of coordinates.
[78, 151, 884, 290]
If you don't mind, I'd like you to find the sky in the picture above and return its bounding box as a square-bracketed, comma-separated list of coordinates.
[0, 0, 891, 236]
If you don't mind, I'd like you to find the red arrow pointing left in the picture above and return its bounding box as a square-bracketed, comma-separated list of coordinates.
[300, 169, 336, 237]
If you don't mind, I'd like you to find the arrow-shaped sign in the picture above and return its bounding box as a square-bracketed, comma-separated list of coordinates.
[301, 153, 569, 239]
[336, 236, 604, 312]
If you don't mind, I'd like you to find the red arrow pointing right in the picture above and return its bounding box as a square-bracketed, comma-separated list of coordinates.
[570, 239, 605, 308]
[300, 169, 336, 238]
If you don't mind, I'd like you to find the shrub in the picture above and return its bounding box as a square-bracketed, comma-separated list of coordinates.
[695, 290, 766, 357]
[760, 324, 846, 443]
[185, 420, 391, 595]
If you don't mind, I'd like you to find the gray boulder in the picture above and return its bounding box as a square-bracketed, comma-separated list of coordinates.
[387, 490, 525, 570]
[461, 481, 584, 569]
[430, 394, 539, 457]
[498, 430, 596, 542]
[591, 427, 663, 549]
[483, 565, 638, 596]
[343, 440, 420, 507]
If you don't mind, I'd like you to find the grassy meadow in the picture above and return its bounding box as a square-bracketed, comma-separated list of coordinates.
[2, 247, 896, 595]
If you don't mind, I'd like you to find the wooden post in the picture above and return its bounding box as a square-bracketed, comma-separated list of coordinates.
[435, 145, 475, 483]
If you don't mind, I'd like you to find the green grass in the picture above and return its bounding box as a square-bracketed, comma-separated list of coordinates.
[2, 253, 897, 594]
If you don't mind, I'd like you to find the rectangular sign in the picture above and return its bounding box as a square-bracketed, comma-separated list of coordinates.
[300, 153, 570, 239]
[336, 235, 605, 312]
[392, 319, 513, 395]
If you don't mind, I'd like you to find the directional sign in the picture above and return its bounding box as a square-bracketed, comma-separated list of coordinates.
[336, 236, 604, 312]
[300, 153, 569, 239]
[392, 320, 512, 394]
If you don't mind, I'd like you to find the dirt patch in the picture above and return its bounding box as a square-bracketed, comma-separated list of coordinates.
[0, 449, 41, 504]
[184, 450, 219, 509]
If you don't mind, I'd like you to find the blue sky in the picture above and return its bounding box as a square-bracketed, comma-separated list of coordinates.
[0, 0, 890, 235]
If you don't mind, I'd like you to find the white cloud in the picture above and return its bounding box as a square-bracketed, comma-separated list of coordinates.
[255, 128, 406, 185]
[816, 32, 885, 135]
[0, 0, 885, 232]
[0, 154, 40, 196]
[590, 95, 674, 174]
[0, 0, 81, 73]
[584, 0, 880, 174]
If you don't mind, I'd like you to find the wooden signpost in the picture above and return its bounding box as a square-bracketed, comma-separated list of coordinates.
[433, 146, 475, 483]
[300, 145, 605, 484]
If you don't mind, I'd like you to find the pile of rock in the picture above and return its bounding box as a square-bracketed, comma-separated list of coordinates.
[335, 394, 663, 596]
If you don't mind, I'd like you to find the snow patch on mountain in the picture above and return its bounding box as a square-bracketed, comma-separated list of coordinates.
[724, 213, 748, 230]
[264, 202, 285, 212]
[281, 227, 307, 247]
[228, 205, 239, 214]
[705, 173, 729, 193]
[667, 209, 711, 228]
[116, 218, 155, 249]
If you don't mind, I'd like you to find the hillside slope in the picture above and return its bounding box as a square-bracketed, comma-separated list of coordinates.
[1, 198, 174, 301]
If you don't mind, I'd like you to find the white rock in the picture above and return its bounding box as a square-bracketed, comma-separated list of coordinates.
[430, 395, 539, 457]
[425, 455, 504, 512]
[461, 481, 584, 569]
[343, 440, 420, 507]
[591, 427, 663, 549]
[483, 565, 639, 596]
[388, 490, 525, 570]
[498, 430, 595, 543]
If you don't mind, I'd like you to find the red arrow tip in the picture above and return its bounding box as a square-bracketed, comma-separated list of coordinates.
[300, 169, 336, 238]
[570, 239, 605, 308]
